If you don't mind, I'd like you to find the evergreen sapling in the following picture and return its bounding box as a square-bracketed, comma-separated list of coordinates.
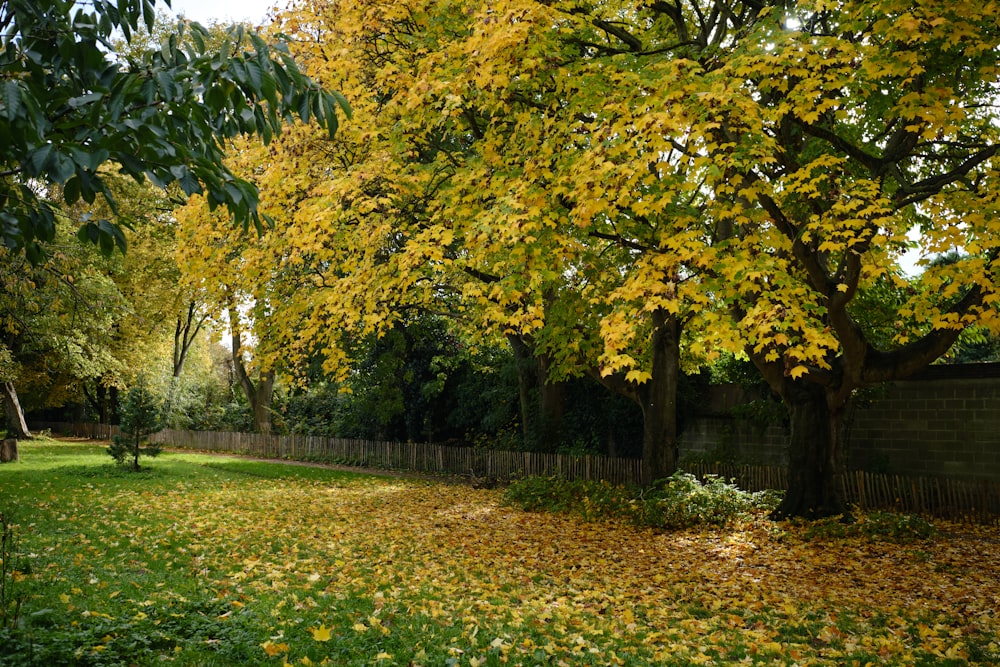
[108, 379, 163, 471]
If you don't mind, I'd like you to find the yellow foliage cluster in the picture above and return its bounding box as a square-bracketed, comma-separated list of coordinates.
[172, 0, 1000, 392]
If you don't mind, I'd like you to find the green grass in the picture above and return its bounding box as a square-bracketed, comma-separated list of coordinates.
[1, 438, 999, 666]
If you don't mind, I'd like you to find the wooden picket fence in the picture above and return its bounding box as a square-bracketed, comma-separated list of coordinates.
[30, 422, 1000, 523]
[841, 470, 1000, 525]
[32, 421, 120, 440]
[147, 429, 646, 486]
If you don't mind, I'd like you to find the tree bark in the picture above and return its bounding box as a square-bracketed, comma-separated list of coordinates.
[638, 309, 680, 485]
[506, 335, 566, 452]
[536, 353, 565, 454]
[1, 438, 18, 462]
[229, 306, 275, 434]
[770, 379, 848, 519]
[590, 308, 681, 485]
[173, 301, 207, 378]
[2, 382, 31, 440]
[508, 334, 539, 448]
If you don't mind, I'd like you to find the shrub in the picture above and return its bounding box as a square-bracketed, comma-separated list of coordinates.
[502, 471, 780, 530]
[802, 511, 937, 542]
[637, 472, 779, 530]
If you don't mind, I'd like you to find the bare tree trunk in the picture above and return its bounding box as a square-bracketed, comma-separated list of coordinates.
[229, 306, 275, 434]
[173, 301, 207, 378]
[2, 382, 31, 440]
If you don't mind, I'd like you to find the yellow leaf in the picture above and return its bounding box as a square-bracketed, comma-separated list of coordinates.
[261, 641, 290, 657]
[375, 652, 393, 661]
[352, 622, 368, 633]
[836, 283, 848, 292]
[625, 369, 652, 385]
[60, 593, 71, 604]
[309, 624, 332, 642]
[789, 365, 809, 379]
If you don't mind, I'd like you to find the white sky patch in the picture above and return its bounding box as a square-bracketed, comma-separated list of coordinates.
[165, 0, 284, 26]
[898, 226, 925, 278]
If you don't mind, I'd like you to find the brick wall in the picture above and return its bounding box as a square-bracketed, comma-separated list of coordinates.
[681, 364, 1000, 481]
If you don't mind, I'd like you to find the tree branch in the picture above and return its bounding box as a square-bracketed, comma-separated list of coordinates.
[894, 145, 998, 208]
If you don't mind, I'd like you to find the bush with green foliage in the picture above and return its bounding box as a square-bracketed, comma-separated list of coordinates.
[503, 471, 780, 530]
[107, 379, 162, 471]
[800, 511, 937, 542]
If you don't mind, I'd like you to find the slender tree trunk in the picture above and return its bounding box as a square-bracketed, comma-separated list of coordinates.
[173, 301, 206, 378]
[638, 309, 680, 485]
[109, 386, 119, 425]
[2, 382, 31, 439]
[508, 335, 539, 448]
[508, 335, 568, 452]
[229, 306, 275, 434]
[132, 433, 140, 472]
[770, 380, 848, 519]
[507, 335, 539, 449]
[95, 383, 108, 424]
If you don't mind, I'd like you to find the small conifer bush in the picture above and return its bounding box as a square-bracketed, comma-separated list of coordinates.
[108, 378, 163, 471]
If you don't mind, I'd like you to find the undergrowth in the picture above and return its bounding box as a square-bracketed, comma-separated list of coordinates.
[502, 471, 782, 530]
[799, 511, 938, 542]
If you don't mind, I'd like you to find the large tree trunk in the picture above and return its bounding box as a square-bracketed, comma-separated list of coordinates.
[250, 370, 276, 435]
[507, 335, 565, 452]
[536, 354, 565, 454]
[638, 309, 680, 485]
[771, 380, 848, 519]
[2, 382, 31, 440]
[591, 308, 681, 485]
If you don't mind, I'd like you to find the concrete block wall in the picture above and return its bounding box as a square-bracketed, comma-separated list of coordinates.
[680, 364, 1000, 481]
[848, 377, 1000, 480]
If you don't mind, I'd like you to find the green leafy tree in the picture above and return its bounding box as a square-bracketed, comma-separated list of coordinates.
[108, 378, 163, 470]
[0, 0, 349, 262]
[0, 0, 347, 430]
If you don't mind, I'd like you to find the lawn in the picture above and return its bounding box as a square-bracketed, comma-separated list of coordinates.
[1, 439, 998, 666]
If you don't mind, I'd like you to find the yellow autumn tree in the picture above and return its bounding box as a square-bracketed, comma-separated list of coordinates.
[196, 0, 730, 480]
[663, 0, 1000, 517]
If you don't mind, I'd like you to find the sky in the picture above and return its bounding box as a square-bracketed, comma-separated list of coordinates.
[165, 0, 282, 26]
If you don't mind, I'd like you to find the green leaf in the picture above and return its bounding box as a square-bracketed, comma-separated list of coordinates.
[48, 152, 76, 184]
[64, 175, 82, 206]
[244, 60, 264, 93]
[26, 144, 54, 177]
[2, 81, 22, 121]
[332, 90, 352, 119]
